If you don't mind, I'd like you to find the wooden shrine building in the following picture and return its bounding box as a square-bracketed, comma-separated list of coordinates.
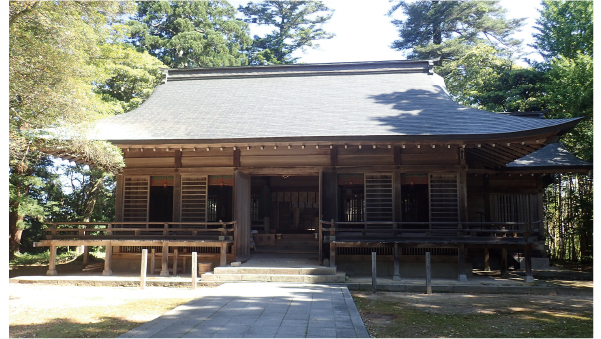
[38, 60, 592, 281]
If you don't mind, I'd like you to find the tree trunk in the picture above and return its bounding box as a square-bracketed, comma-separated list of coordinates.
[9, 200, 23, 259]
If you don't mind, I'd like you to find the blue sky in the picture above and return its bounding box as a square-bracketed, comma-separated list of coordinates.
[229, 0, 544, 66]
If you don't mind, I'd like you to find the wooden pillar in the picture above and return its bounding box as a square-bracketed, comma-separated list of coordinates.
[140, 249, 147, 290]
[173, 248, 178, 275]
[457, 244, 467, 282]
[371, 252, 377, 292]
[160, 243, 169, 276]
[83, 245, 90, 266]
[150, 248, 156, 275]
[220, 243, 227, 267]
[115, 175, 125, 222]
[425, 252, 432, 295]
[103, 244, 113, 276]
[191, 252, 198, 290]
[173, 173, 181, 223]
[524, 245, 534, 283]
[46, 243, 58, 276]
[484, 248, 490, 271]
[263, 217, 270, 234]
[501, 248, 509, 278]
[329, 242, 336, 268]
[393, 243, 401, 281]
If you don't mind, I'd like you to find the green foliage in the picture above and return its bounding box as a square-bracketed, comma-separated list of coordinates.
[238, 1, 335, 64]
[93, 42, 165, 113]
[127, 1, 252, 68]
[443, 44, 545, 112]
[9, 1, 129, 173]
[531, 1, 593, 61]
[388, 0, 524, 64]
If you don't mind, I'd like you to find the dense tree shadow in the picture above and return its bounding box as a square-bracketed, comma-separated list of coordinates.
[366, 87, 562, 136]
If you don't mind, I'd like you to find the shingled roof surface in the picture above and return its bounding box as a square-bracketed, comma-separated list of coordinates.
[507, 143, 592, 169]
[94, 60, 579, 143]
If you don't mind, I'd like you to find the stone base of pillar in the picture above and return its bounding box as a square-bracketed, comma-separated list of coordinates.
[524, 275, 535, 283]
[46, 269, 57, 276]
[160, 270, 170, 277]
[102, 269, 113, 276]
[458, 274, 468, 282]
[392, 274, 401, 281]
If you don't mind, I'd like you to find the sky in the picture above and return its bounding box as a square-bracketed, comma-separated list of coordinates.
[229, 0, 544, 66]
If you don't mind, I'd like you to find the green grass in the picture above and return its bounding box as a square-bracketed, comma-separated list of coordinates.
[352, 293, 593, 338]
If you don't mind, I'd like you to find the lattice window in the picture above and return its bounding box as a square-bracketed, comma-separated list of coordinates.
[123, 176, 149, 222]
[364, 174, 394, 224]
[490, 194, 537, 223]
[429, 173, 459, 226]
[181, 176, 207, 222]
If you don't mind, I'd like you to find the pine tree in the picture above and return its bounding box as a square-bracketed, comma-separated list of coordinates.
[127, 1, 252, 68]
[238, 1, 335, 64]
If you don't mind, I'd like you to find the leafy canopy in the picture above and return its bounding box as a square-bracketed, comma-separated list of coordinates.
[388, 0, 524, 69]
[238, 1, 335, 64]
[531, 1, 593, 61]
[127, 1, 252, 68]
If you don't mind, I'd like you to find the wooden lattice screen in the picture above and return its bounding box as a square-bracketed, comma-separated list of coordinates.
[429, 173, 459, 229]
[180, 175, 208, 222]
[123, 176, 149, 222]
[490, 193, 538, 223]
[364, 174, 394, 225]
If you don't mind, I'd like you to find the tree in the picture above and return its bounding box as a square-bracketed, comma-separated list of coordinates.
[388, 0, 524, 72]
[531, 1, 593, 61]
[443, 44, 545, 112]
[9, 2, 165, 258]
[238, 1, 335, 64]
[126, 1, 252, 68]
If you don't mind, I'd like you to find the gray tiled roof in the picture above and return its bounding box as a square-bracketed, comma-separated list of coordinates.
[93, 61, 579, 143]
[507, 143, 592, 169]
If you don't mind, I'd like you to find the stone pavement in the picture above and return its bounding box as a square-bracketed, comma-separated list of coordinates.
[118, 283, 369, 338]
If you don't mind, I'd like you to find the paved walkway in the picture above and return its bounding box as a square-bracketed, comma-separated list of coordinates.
[118, 283, 369, 338]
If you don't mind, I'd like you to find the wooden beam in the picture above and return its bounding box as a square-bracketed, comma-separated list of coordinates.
[233, 149, 241, 168]
[330, 145, 338, 167]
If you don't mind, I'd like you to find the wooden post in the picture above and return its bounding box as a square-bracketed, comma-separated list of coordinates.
[140, 249, 147, 290]
[220, 243, 227, 267]
[103, 244, 113, 276]
[484, 248, 490, 271]
[425, 252, 432, 295]
[263, 217, 270, 234]
[173, 248, 178, 275]
[393, 243, 401, 281]
[160, 243, 169, 276]
[150, 248, 156, 275]
[83, 245, 90, 266]
[501, 248, 509, 278]
[46, 243, 58, 276]
[191, 252, 198, 290]
[371, 252, 377, 293]
[458, 244, 467, 282]
[329, 219, 336, 268]
[524, 245, 534, 283]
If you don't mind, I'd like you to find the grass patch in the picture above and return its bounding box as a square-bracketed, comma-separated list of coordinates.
[352, 292, 593, 338]
[10, 297, 191, 338]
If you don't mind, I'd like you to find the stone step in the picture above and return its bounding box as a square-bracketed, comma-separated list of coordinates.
[213, 266, 336, 275]
[200, 272, 346, 283]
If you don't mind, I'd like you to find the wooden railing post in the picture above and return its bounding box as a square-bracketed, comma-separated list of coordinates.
[46, 243, 58, 276]
[318, 220, 323, 265]
[524, 245, 534, 283]
[173, 248, 178, 275]
[393, 243, 401, 281]
[425, 252, 432, 295]
[329, 219, 336, 268]
[457, 244, 467, 282]
[103, 243, 113, 276]
[140, 249, 147, 290]
[107, 223, 112, 236]
[191, 252, 198, 289]
[160, 242, 169, 276]
[163, 223, 169, 236]
[371, 252, 377, 293]
[150, 248, 156, 275]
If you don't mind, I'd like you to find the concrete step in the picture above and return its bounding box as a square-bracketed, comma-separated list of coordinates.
[213, 266, 336, 275]
[200, 272, 346, 283]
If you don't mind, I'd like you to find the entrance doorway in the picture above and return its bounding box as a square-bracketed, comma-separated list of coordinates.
[149, 176, 174, 222]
